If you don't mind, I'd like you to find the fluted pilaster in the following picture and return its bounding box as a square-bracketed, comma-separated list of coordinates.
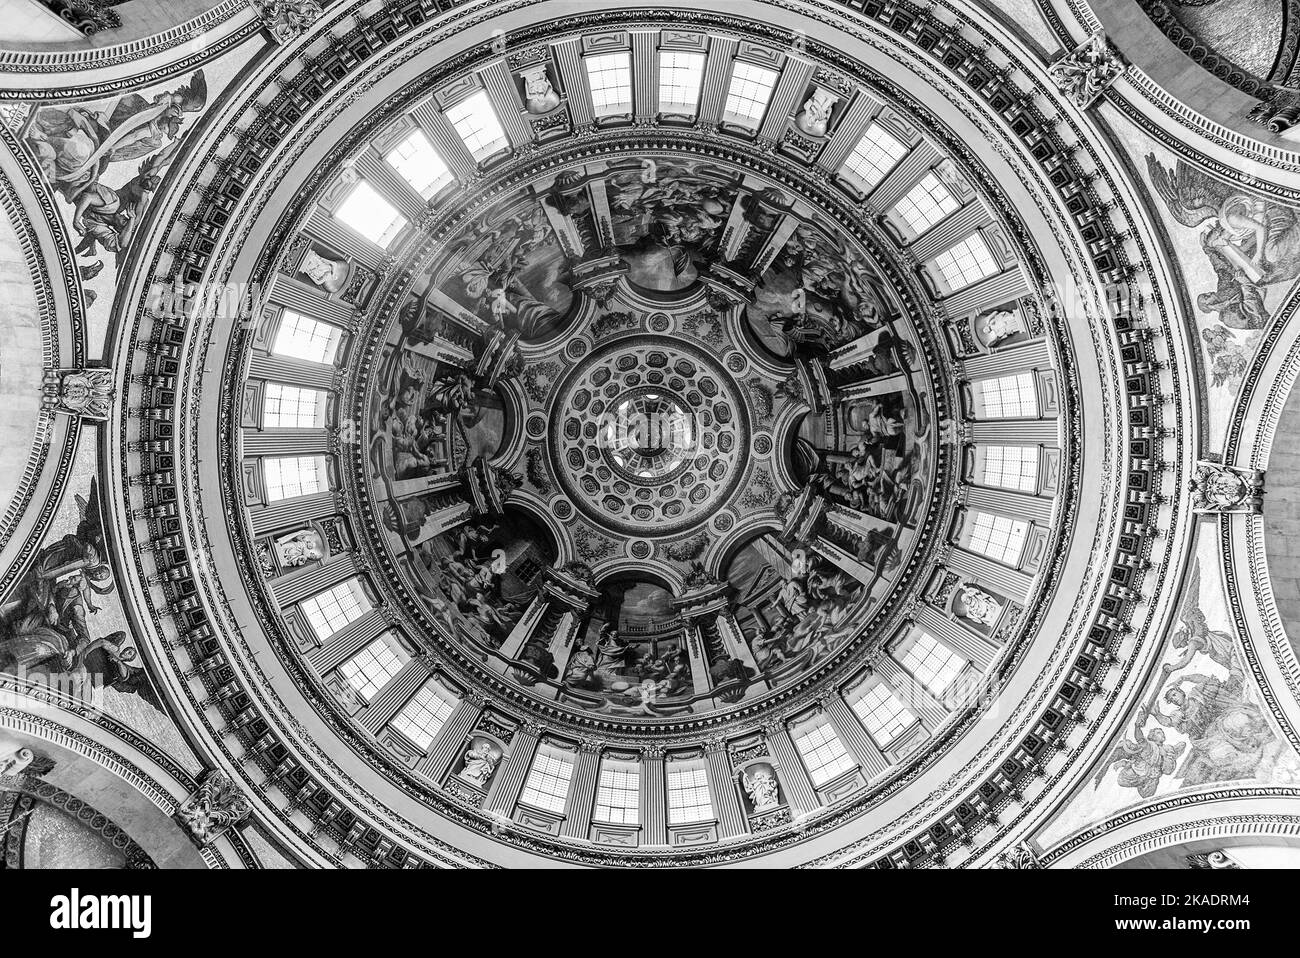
[560, 743, 602, 839]
[704, 742, 747, 839]
[482, 725, 542, 817]
[822, 694, 888, 778]
[419, 695, 487, 780]
[764, 724, 821, 815]
[639, 748, 668, 846]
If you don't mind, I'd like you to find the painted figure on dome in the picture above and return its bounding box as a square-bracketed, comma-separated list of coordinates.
[26, 72, 208, 260]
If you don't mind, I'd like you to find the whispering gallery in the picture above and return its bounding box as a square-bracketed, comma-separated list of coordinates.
[1, 0, 1300, 875]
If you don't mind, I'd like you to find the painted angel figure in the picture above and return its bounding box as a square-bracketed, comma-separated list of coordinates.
[1093, 715, 1186, 799]
[0, 480, 115, 672]
[1145, 153, 1300, 329]
[1162, 561, 1238, 677]
[1149, 668, 1274, 787]
[26, 73, 208, 261]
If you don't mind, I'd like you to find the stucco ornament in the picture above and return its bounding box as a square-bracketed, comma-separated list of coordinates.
[992, 841, 1042, 869]
[179, 770, 253, 843]
[250, 0, 326, 44]
[1047, 33, 1125, 109]
[1189, 461, 1264, 514]
[44, 368, 114, 421]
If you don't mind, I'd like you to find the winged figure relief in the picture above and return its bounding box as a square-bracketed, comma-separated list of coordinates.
[1145, 153, 1300, 330]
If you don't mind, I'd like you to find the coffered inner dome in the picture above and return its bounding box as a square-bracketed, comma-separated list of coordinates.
[209, 5, 1088, 863]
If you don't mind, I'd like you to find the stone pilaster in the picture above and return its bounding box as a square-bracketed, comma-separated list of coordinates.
[559, 740, 602, 839]
[482, 724, 542, 817]
[704, 739, 747, 839]
[763, 723, 821, 815]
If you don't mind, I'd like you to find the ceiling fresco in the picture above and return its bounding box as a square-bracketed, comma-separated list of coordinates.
[3, 0, 1300, 880]
[354, 148, 939, 718]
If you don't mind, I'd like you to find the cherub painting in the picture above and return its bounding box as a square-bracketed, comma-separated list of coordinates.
[1145, 153, 1300, 331]
[24, 72, 208, 264]
[0, 480, 161, 709]
[1090, 559, 1298, 802]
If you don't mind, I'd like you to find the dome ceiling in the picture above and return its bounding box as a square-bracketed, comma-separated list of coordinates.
[193, 5, 1096, 865]
[16, 0, 1268, 873]
[345, 143, 946, 719]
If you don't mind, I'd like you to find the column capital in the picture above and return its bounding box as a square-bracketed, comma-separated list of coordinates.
[702, 735, 730, 754]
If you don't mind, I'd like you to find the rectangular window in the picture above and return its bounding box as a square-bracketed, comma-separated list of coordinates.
[658, 50, 706, 113]
[385, 128, 453, 198]
[263, 455, 328, 502]
[932, 233, 1000, 291]
[518, 748, 574, 814]
[842, 123, 907, 189]
[982, 445, 1039, 493]
[337, 635, 405, 702]
[585, 51, 633, 116]
[894, 171, 960, 234]
[389, 680, 458, 751]
[666, 764, 714, 825]
[334, 179, 407, 248]
[900, 633, 966, 698]
[978, 372, 1039, 419]
[793, 723, 856, 787]
[723, 60, 779, 125]
[593, 760, 640, 825]
[301, 579, 372, 642]
[262, 383, 325, 429]
[852, 684, 917, 747]
[445, 90, 509, 160]
[967, 511, 1030, 566]
[271, 310, 342, 365]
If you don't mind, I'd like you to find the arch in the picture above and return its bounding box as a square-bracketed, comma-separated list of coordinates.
[0, 689, 215, 869]
[1044, 792, 1300, 869]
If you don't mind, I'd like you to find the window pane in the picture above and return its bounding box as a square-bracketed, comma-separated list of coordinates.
[894, 172, 959, 234]
[272, 310, 342, 365]
[659, 50, 705, 113]
[842, 123, 907, 188]
[932, 233, 1000, 290]
[593, 760, 640, 825]
[389, 681, 457, 751]
[978, 372, 1039, 419]
[982, 444, 1039, 492]
[586, 51, 633, 116]
[334, 179, 407, 248]
[263, 383, 324, 429]
[264, 455, 328, 502]
[385, 128, 453, 198]
[724, 61, 778, 125]
[666, 764, 714, 825]
[852, 684, 916, 747]
[967, 511, 1030, 566]
[337, 634, 403, 702]
[793, 723, 855, 787]
[445, 90, 508, 161]
[900, 633, 965, 698]
[301, 579, 372, 642]
[518, 749, 574, 813]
